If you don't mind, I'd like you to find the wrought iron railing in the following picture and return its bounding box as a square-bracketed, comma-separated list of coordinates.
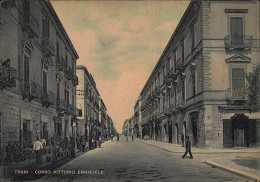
[57, 98, 67, 111]
[225, 88, 247, 101]
[224, 35, 253, 50]
[42, 90, 55, 107]
[23, 79, 41, 100]
[42, 37, 55, 56]
[72, 75, 78, 86]
[56, 56, 65, 71]
[23, 13, 39, 37]
[0, 64, 17, 89]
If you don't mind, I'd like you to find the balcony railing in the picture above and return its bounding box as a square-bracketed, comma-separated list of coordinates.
[176, 100, 185, 110]
[57, 98, 67, 111]
[23, 79, 41, 101]
[42, 37, 55, 56]
[176, 58, 184, 71]
[65, 67, 72, 80]
[226, 88, 247, 103]
[68, 104, 75, 115]
[22, 13, 39, 38]
[0, 63, 17, 89]
[224, 35, 253, 52]
[72, 76, 78, 86]
[42, 91, 55, 108]
[56, 56, 65, 71]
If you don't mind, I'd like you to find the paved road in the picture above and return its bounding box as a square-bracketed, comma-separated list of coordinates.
[34, 138, 251, 182]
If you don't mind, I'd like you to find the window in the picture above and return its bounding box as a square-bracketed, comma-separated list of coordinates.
[24, 55, 30, 90]
[65, 52, 68, 69]
[182, 79, 185, 101]
[56, 42, 59, 59]
[43, 64, 48, 94]
[191, 71, 196, 96]
[23, 0, 30, 24]
[42, 19, 49, 38]
[173, 50, 176, 72]
[57, 81, 60, 105]
[230, 17, 243, 45]
[191, 25, 195, 49]
[232, 68, 245, 89]
[181, 41, 185, 63]
[65, 86, 69, 107]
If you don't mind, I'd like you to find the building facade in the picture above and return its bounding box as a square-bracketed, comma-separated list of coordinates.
[76, 65, 112, 140]
[137, 0, 260, 148]
[0, 0, 79, 150]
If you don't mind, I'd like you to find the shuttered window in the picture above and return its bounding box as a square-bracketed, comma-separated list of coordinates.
[43, 70, 47, 93]
[230, 17, 243, 45]
[24, 55, 29, 89]
[232, 68, 245, 89]
[42, 19, 49, 38]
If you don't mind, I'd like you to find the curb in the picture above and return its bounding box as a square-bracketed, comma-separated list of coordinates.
[137, 139, 259, 181]
[136, 139, 260, 154]
[205, 160, 260, 181]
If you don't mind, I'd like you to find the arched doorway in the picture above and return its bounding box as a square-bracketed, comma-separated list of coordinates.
[190, 113, 199, 147]
[175, 123, 179, 144]
[168, 121, 172, 143]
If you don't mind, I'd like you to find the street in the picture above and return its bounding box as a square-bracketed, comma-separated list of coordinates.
[33, 138, 251, 182]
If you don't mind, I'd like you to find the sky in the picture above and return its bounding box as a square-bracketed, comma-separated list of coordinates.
[50, 0, 190, 133]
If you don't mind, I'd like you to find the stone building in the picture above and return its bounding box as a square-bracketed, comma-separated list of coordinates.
[0, 0, 79, 150]
[138, 0, 260, 148]
[76, 65, 111, 139]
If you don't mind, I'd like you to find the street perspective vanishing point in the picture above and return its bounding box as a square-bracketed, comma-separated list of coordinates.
[0, 0, 260, 182]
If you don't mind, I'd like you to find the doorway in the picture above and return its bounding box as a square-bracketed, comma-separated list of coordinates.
[234, 129, 244, 147]
[175, 123, 179, 144]
[168, 121, 172, 143]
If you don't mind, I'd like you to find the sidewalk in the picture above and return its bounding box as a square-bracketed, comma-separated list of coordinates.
[0, 147, 88, 181]
[136, 138, 260, 181]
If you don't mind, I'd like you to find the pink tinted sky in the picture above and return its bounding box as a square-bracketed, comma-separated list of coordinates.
[50, 0, 189, 133]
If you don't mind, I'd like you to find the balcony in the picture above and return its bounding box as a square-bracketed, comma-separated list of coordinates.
[68, 104, 75, 115]
[57, 98, 67, 111]
[56, 56, 65, 71]
[22, 13, 39, 38]
[42, 91, 55, 108]
[65, 67, 72, 80]
[176, 100, 185, 110]
[224, 35, 253, 53]
[176, 58, 184, 71]
[42, 37, 55, 56]
[22, 79, 41, 101]
[72, 76, 78, 86]
[0, 63, 17, 90]
[226, 88, 247, 105]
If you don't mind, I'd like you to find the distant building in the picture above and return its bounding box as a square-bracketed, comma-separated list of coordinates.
[0, 0, 79, 149]
[76, 65, 113, 139]
[136, 0, 260, 148]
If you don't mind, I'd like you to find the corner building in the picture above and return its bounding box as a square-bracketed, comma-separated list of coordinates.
[0, 0, 79, 150]
[139, 0, 260, 148]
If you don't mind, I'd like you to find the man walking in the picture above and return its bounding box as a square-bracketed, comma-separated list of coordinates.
[33, 137, 43, 165]
[181, 136, 193, 159]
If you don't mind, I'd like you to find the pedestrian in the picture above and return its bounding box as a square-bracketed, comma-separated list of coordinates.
[69, 136, 76, 158]
[13, 141, 21, 162]
[81, 136, 86, 152]
[89, 136, 92, 150]
[181, 132, 185, 147]
[98, 136, 102, 147]
[5, 142, 13, 166]
[117, 134, 119, 141]
[33, 137, 43, 165]
[132, 134, 134, 142]
[126, 135, 128, 142]
[181, 136, 193, 159]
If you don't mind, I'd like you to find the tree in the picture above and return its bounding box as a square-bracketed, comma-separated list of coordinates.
[245, 65, 260, 113]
